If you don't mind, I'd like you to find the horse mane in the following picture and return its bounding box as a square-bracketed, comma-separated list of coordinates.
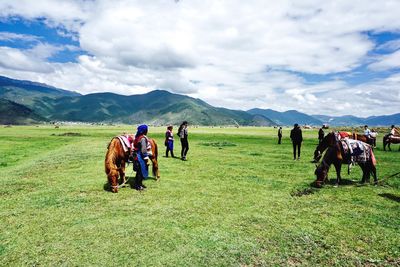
[105, 138, 124, 175]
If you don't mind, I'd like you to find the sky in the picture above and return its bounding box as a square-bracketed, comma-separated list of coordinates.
[0, 0, 399, 117]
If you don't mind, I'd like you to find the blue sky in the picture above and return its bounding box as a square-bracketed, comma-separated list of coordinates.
[0, 0, 399, 116]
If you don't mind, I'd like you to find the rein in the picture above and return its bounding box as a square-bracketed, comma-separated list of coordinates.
[358, 171, 400, 187]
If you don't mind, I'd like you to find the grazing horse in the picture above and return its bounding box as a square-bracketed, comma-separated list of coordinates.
[314, 140, 377, 187]
[383, 134, 400, 151]
[313, 132, 337, 163]
[105, 135, 160, 193]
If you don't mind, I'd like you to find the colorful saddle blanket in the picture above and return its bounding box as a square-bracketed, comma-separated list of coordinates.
[117, 135, 134, 152]
[340, 139, 372, 163]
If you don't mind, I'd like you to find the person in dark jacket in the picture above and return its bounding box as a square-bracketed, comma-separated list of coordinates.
[318, 127, 324, 144]
[290, 123, 303, 160]
[277, 127, 282, 144]
[165, 125, 175, 157]
[177, 121, 189, 161]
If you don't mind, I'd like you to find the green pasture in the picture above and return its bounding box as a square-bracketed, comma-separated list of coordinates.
[0, 125, 399, 266]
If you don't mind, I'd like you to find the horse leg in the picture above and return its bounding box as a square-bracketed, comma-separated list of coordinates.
[152, 158, 160, 180]
[107, 170, 119, 193]
[359, 163, 367, 184]
[334, 162, 342, 186]
[119, 161, 126, 185]
[371, 164, 378, 185]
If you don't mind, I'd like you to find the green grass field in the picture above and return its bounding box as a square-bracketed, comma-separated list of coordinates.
[0, 125, 399, 266]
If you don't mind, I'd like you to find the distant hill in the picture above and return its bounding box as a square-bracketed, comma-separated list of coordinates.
[0, 75, 398, 126]
[0, 75, 81, 116]
[364, 113, 400, 126]
[46, 90, 277, 126]
[0, 98, 47, 124]
[313, 113, 400, 126]
[248, 108, 323, 126]
[312, 115, 366, 126]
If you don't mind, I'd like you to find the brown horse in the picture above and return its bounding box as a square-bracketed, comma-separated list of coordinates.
[314, 140, 377, 187]
[352, 133, 375, 147]
[383, 134, 400, 151]
[105, 135, 160, 193]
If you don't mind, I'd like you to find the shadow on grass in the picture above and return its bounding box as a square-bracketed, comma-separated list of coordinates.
[162, 156, 181, 160]
[379, 193, 400, 203]
[309, 178, 358, 188]
[103, 174, 159, 192]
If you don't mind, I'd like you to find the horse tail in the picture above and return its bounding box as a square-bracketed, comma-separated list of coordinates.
[151, 139, 158, 177]
[105, 138, 121, 176]
[370, 148, 377, 167]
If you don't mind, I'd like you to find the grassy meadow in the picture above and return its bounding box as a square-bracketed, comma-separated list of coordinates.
[0, 125, 399, 266]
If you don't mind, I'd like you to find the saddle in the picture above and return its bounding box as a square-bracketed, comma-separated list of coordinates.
[340, 139, 371, 164]
[117, 135, 134, 153]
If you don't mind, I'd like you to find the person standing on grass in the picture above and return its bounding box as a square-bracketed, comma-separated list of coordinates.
[133, 124, 151, 190]
[165, 125, 175, 158]
[318, 126, 325, 144]
[277, 126, 282, 144]
[290, 123, 303, 160]
[177, 121, 189, 161]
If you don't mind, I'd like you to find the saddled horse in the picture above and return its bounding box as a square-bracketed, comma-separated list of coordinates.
[352, 132, 375, 147]
[383, 134, 400, 151]
[314, 140, 377, 187]
[105, 135, 160, 193]
[313, 132, 337, 163]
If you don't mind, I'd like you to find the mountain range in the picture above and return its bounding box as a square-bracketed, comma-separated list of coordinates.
[0, 75, 398, 126]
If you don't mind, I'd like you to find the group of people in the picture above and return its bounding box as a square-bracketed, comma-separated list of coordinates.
[131, 121, 190, 190]
[277, 124, 399, 161]
[164, 121, 189, 160]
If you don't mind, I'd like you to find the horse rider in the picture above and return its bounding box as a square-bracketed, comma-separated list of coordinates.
[364, 125, 373, 145]
[389, 125, 400, 136]
[133, 124, 152, 190]
[370, 129, 378, 148]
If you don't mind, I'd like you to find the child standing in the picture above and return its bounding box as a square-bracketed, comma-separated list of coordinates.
[165, 125, 175, 158]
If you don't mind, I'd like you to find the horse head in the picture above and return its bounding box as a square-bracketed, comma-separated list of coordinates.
[312, 149, 322, 163]
[314, 162, 328, 187]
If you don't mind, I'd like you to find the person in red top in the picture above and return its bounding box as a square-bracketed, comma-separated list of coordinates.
[133, 124, 150, 190]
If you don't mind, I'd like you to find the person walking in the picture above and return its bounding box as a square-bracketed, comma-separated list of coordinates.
[277, 127, 282, 144]
[178, 121, 189, 161]
[165, 125, 175, 158]
[290, 123, 303, 160]
[318, 127, 325, 144]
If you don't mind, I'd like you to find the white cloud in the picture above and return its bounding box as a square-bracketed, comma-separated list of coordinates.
[0, 32, 40, 42]
[368, 50, 400, 71]
[0, 0, 400, 116]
